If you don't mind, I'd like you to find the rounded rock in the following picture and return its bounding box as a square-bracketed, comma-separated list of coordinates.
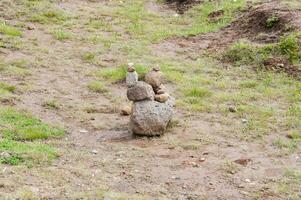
[127, 81, 154, 102]
[130, 99, 174, 136]
[145, 70, 164, 89]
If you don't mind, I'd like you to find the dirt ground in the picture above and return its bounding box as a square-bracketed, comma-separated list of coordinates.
[0, 0, 300, 199]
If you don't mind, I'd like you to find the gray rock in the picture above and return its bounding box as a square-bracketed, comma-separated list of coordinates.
[130, 98, 174, 136]
[126, 71, 138, 88]
[127, 81, 154, 102]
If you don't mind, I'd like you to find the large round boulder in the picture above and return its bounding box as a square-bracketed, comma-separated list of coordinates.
[130, 98, 174, 136]
[127, 81, 155, 101]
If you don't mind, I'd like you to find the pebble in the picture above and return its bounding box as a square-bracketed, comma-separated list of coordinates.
[91, 150, 98, 154]
[245, 178, 251, 183]
[0, 152, 11, 158]
[155, 93, 169, 103]
[79, 129, 88, 133]
[229, 106, 236, 113]
[171, 176, 181, 180]
[242, 119, 248, 124]
[191, 162, 198, 167]
[120, 105, 132, 116]
[200, 157, 206, 162]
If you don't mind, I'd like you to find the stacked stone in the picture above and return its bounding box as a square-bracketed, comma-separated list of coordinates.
[126, 64, 174, 136]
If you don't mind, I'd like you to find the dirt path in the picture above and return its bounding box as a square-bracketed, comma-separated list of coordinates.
[0, 0, 300, 199]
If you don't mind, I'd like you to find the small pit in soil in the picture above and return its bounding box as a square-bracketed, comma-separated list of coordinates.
[165, 0, 203, 14]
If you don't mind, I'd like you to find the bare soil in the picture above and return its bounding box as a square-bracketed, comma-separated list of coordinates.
[0, 0, 300, 199]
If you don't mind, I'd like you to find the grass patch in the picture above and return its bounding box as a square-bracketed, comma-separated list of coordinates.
[29, 6, 68, 24]
[223, 33, 301, 66]
[0, 82, 16, 92]
[51, 29, 72, 41]
[0, 107, 64, 140]
[274, 169, 301, 199]
[0, 107, 64, 165]
[0, 82, 16, 102]
[82, 51, 96, 62]
[273, 138, 298, 154]
[0, 21, 22, 37]
[87, 81, 108, 93]
[266, 16, 279, 28]
[0, 139, 58, 165]
[42, 100, 60, 110]
[0, 59, 30, 77]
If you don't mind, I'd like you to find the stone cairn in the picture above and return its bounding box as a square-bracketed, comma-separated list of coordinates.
[125, 64, 174, 136]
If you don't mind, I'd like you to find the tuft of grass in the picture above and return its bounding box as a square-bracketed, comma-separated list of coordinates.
[287, 131, 301, 140]
[0, 82, 16, 93]
[279, 33, 301, 63]
[42, 100, 60, 110]
[274, 168, 301, 199]
[222, 160, 240, 174]
[82, 52, 96, 62]
[87, 81, 108, 93]
[223, 33, 301, 66]
[222, 41, 256, 64]
[29, 6, 68, 24]
[51, 29, 72, 41]
[0, 82, 16, 102]
[273, 138, 298, 154]
[266, 16, 279, 28]
[0, 21, 22, 37]
[183, 87, 212, 98]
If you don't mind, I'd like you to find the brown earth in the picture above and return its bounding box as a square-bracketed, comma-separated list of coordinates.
[0, 0, 300, 199]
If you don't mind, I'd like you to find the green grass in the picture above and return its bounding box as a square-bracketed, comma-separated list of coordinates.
[0, 139, 57, 165]
[0, 107, 64, 140]
[29, 6, 68, 24]
[87, 81, 108, 93]
[273, 169, 301, 200]
[223, 33, 301, 66]
[266, 16, 279, 28]
[82, 52, 96, 62]
[0, 107, 64, 165]
[0, 21, 22, 37]
[0, 82, 16, 102]
[51, 29, 72, 41]
[0, 59, 30, 77]
[0, 82, 16, 93]
[273, 138, 298, 154]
